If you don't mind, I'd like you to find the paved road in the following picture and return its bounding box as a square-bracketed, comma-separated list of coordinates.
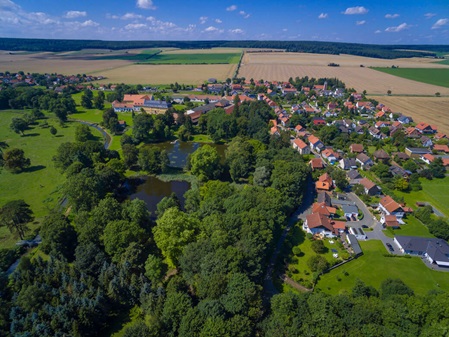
[263, 176, 315, 299]
[365, 222, 402, 254]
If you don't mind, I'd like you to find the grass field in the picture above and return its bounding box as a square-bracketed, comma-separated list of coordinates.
[287, 226, 348, 288]
[383, 216, 434, 238]
[138, 53, 241, 64]
[316, 240, 449, 296]
[372, 67, 449, 88]
[436, 59, 449, 65]
[95, 49, 161, 61]
[0, 110, 102, 248]
[395, 176, 449, 218]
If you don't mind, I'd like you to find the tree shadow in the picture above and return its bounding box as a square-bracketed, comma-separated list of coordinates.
[23, 165, 46, 173]
[23, 133, 40, 137]
[55, 135, 64, 138]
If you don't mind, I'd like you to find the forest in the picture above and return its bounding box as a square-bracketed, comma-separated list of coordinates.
[0, 37, 447, 59]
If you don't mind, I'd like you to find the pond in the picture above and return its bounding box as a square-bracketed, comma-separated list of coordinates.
[130, 141, 226, 215]
[129, 176, 190, 216]
[147, 141, 227, 168]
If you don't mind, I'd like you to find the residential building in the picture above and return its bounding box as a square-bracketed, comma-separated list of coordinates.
[373, 149, 390, 163]
[316, 172, 333, 191]
[309, 158, 324, 171]
[308, 135, 324, 152]
[421, 153, 435, 164]
[379, 195, 404, 218]
[405, 147, 432, 158]
[415, 122, 437, 134]
[394, 236, 449, 267]
[349, 144, 364, 153]
[359, 177, 381, 195]
[381, 215, 400, 228]
[356, 153, 373, 168]
[292, 138, 310, 155]
[339, 158, 358, 170]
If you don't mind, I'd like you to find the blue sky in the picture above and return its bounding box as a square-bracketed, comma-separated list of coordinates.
[1, 0, 448, 44]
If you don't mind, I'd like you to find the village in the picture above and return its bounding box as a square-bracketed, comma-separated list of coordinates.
[107, 77, 449, 274]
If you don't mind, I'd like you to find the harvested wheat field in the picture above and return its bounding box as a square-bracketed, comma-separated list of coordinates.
[163, 48, 242, 54]
[372, 96, 449, 135]
[0, 51, 130, 74]
[96, 64, 237, 84]
[239, 52, 449, 95]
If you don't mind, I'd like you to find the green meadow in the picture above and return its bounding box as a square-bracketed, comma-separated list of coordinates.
[139, 53, 242, 65]
[0, 110, 102, 247]
[372, 67, 449, 88]
[316, 240, 449, 296]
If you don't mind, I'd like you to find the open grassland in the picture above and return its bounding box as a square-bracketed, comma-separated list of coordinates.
[96, 64, 237, 84]
[0, 110, 103, 248]
[139, 52, 241, 64]
[370, 96, 449, 135]
[395, 176, 449, 219]
[383, 216, 435, 239]
[373, 67, 449, 88]
[95, 49, 161, 61]
[239, 52, 449, 95]
[316, 240, 449, 296]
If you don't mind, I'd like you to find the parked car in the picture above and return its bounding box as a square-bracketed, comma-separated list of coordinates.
[386, 243, 394, 252]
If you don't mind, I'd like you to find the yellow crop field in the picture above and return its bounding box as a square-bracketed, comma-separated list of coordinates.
[239, 52, 449, 95]
[96, 64, 237, 84]
[370, 96, 449, 135]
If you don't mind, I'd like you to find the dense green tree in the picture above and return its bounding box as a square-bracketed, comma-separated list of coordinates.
[75, 123, 94, 142]
[74, 241, 107, 277]
[122, 143, 139, 168]
[9, 117, 28, 136]
[49, 125, 57, 136]
[311, 240, 327, 254]
[102, 220, 147, 262]
[153, 207, 201, 267]
[189, 145, 222, 181]
[40, 212, 78, 260]
[307, 254, 329, 273]
[226, 137, 254, 182]
[93, 91, 105, 109]
[138, 147, 169, 174]
[157, 193, 181, 217]
[132, 113, 153, 142]
[380, 278, 414, 299]
[0, 200, 33, 239]
[2, 148, 30, 173]
[145, 254, 166, 287]
[429, 157, 446, 178]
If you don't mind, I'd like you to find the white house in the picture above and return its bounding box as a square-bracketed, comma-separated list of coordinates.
[378, 195, 404, 218]
[394, 236, 449, 267]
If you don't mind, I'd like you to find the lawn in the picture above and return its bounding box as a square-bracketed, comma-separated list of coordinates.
[383, 216, 434, 238]
[396, 176, 449, 218]
[138, 53, 242, 65]
[287, 226, 349, 288]
[0, 110, 102, 248]
[316, 240, 449, 296]
[372, 67, 449, 88]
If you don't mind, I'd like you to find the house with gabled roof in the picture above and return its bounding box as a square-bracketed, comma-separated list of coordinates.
[373, 149, 390, 163]
[309, 158, 325, 171]
[292, 138, 310, 155]
[316, 172, 333, 191]
[303, 213, 345, 238]
[356, 153, 373, 168]
[308, 135, 324, 153]
[381, 215, 400, 228]
[321, 148, 340, 164]
[397, 116, 412, 124]
[420, 136, 433, 148]
[339, 158, 358, 170]
[405, 127, 421, 138]
[433, 144, 449, 153]
[421, 153, 435, 164]
[312, 202, 337, 217]
[369, 126, 382, 139]
[350, 143, 364, 154]
[379, 195, 404, 218]
[359, 177, 381, 196]
[415, 122, 437, 134]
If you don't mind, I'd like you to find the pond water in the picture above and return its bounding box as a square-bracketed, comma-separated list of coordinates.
[129, 176, 190, 216]
[130, 141, 226, 215]
[147, 141, 227, 168]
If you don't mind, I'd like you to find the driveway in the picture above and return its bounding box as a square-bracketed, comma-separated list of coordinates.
[365, 222, 402, 255]
[343, 193, 377, 229]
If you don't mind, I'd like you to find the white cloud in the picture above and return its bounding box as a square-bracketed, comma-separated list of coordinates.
[318, 13, 328, 19]
[282, 28, 288, 32]
[64, 11, 87, 19]
[343, 6, 368, 15]
[146, 16, 176, 28]
[385, 13, 399, 19]
[205, 26, 218, 32]
[215, 18, 222, 23]
[229, 28, 244, 34]
[432, 18, 449, 29]
[199, 16, 208, 24]
[226, 5, 237, 11]
[239, 10, 250, 19]
[356, 20, 366, 25]
[80, 20, 99, 27]
[121, 13, 143, 20]
[136, 0, 156, 10]
[385, 22, 411, 32]
[424, 13, 436, 19]
[125, 23, 147, 30]
[374, 30, 382, 34]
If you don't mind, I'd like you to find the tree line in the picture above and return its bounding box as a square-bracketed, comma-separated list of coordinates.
[0, 38, 446, 59]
